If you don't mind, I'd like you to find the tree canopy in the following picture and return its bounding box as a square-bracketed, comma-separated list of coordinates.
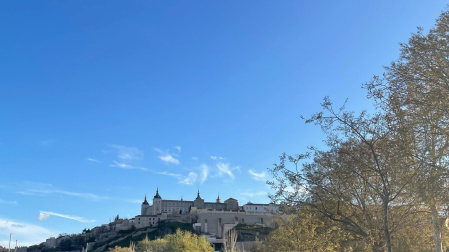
[268, 8, 449, 252]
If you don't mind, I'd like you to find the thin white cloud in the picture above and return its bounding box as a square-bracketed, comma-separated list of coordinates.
[240, 191, 267, 197]
[216, 162, 235, 179]
[111, 161, 133, 169]
[87, 158, 101, 163]
[156, 170, 198, 185]
[159, 154, 180, 165]
[110, 161, 148, 171]
[39, 211, 95, 223]
[248, 169, 267, 181]
[0, 218, 57, 247]
[43, 189, 108, 200]
[16, 183, 109, 201]
[109, 144, 143, 161]
[200, 164, 209, 184]
[175, 146, 182, 152]
[210, 156, 225, 160]
[0, 199, 17, 205]
[179, 172, 198, 185]
[192, 156, 198, 160]
[156, 171, 183, 178]
[154, 148, 180, 165]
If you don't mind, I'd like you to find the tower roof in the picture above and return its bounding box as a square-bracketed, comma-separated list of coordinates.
[195, 190, 202, 200]
[216, 193, 221, 203]
[154, 187, 162, 199]
[142, 194, 149, 205]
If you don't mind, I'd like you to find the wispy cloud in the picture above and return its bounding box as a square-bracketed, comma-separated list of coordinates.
[154, 148, 180, 165]
[87, 158, 101, 163]
[109, 144, 143, 161]
[106, 145, 147, 171]
[156, 171, 183, 178]
[110, 161, 148, 171]
[38, 211, 95, 223]
[210, 156, 225, 160]
[240, 191, 267, 197]
[200, 164, 209, 184]
[192, 156, 198, 160]
[111, 161, 133, 169]
[175, 146, 182, 152]
[179, 172, 198, 185]
[16, 183, 109, 201]
[160, 154, 180, 165]
[0, 199, 17, 205]
[248, 169, 267, 181]
[155, 170, 198, 185]
[216, 162, 236, 179]
[0, 218, 57, 247]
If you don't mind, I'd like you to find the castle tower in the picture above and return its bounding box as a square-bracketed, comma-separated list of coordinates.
[216, 194, 221, 203]
[193, 190, 205, 209]
[153, 187, 162, 214]
[141, 194, 149, 215]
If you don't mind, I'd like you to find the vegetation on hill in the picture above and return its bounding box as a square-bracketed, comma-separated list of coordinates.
[108, 229, 213, 252]
[96, 221, 194, 251]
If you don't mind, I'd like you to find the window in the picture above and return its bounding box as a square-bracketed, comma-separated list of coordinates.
[261, 218, 264, 224]
[235, 217, 238, 222]
[242, 218, 245, 223]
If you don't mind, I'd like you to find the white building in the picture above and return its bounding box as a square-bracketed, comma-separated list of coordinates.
[242, 202, 279, 213]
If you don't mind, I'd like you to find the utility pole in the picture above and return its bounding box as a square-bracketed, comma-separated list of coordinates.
[15, 240, 17, 252]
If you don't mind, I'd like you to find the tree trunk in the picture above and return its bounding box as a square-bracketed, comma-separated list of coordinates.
[383, 198, 392, 252]
[431, 204, 443, 252]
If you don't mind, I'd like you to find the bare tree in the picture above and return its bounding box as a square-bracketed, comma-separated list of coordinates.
[269, 98, 420, 252]
[365, 9, 449, 252]
[223, 229, 238, 252]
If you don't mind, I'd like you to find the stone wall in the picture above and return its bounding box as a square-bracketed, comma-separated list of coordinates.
[196, 209, 274, 238]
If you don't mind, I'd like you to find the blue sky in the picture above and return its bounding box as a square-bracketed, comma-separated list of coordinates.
[0, 0, 447, 247]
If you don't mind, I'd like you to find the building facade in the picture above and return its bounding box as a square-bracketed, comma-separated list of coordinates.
[137, 188, 278, 237]
[195, 209, 275, 237]
[141, 188, 235, 216]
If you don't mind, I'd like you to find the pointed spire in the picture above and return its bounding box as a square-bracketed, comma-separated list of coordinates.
[196, 189, 202, 200]
[154, 187, 161, 199]
[143, 194, 149, 205]
[216, 193, 221, 203]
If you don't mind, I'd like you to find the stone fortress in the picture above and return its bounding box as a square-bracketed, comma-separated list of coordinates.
[43, 188, 279, 251]
[140, 188, 239, 216]
[135, 188, 279, 238]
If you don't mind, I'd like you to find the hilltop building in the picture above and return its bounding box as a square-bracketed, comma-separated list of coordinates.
[140, 188, 240, 216]
[135, 188, 279, 236]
